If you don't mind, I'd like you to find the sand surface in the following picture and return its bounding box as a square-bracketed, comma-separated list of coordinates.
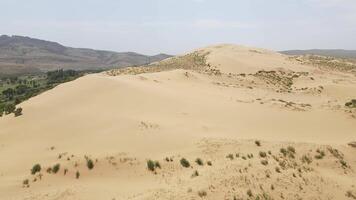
[1, 44, 356, 200]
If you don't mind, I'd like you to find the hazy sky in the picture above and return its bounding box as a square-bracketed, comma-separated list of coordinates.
[1, 0, 356, 54]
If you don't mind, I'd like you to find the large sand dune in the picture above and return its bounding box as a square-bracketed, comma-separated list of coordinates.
[1, 44, 356, 200]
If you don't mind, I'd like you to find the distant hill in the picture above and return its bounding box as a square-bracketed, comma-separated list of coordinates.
[0, 35, 172, 76]
[280, 49, 356, 59]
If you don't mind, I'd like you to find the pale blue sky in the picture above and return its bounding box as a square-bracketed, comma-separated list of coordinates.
[1, 0, 355, 54]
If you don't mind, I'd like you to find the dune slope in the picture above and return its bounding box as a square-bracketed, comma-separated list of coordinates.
[0, 44, 356, 200]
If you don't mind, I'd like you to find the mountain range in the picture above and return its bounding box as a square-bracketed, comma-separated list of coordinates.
[0, 35, 171, 76]
[280, 49, 356, 59]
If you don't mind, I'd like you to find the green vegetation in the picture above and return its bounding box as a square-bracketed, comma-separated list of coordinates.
[147, 160, 155, 171]
[180, 158, 190, 168]
[255, 140, 261, 146]
[86, 159, 95, 170]
[76, 171, 80, 179]
[52, 163, 60, 174]
[315, 149, 326, 159]
[0, 69, 100, 117]
[226, 154, 234, 160]
[261, 160, 268, 166]
[259, 151, 267, 158]
[301, 155, 313, 164]
[345, 99, 356, 108]
[198, 190, 207, 198]
[31, 164, 41, 175]
[195, 158, 204, 166]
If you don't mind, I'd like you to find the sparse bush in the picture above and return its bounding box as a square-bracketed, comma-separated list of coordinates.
[52, 163, 60, 174]
[87, 159, 94, 170]
[340, 160, 348, 168]
[198, 190, 207, 197]
[46, 167, 52, 174]
[345, 99, 356, 108]
[261, 160, 268, 166]
[195, 158, 204, 166]
[227, 154, 234, 160]
[154, 161, 161, 169]
[14, 107, 23, 117]
[275, 167, 281, 173]
[76, 171, 80, 179]
[271, 184, 275, 190]
[287, 146, 296, 154]
[259, 151, 267, 158]
[23, 179, 29, 185]
[207, 161, 212, 166]
[280, 148, 288, 157]
[31, 164, 41, 175]
[346, 190, 356, 199]
[301, 155, 313, 164]
[180, 158, 190, 168]
[255, 140, 261, 146]
[192, 170, 199, 178]
[315, 149, 326, 159]
[147, 160, 155, 171]
[247, 189, 253, 197]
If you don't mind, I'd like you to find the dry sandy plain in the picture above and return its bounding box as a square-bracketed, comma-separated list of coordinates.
[0, 44, 356, 200]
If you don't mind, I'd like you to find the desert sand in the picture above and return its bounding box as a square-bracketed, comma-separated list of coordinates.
[0, 44, 356, 200]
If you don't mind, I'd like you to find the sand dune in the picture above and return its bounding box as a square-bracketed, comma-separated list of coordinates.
[0, 44, 355, 200]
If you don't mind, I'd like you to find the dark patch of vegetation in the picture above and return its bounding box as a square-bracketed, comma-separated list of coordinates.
[23, 179, 29, 186]
[86, 158, 95, 170]
[280, 146, 296, 158]
[14, 107, 22, 117]
[31, 164, 41, 175]
[259, 151, 267, 158]
[0, 69, 100, 117]
[255, 140, 261, 146]
[207, 161, 212, 166]
[301, 154, 313, 164]
[261, 160, 268, 166]
[340, 160, 348, 169]
[191, 170, 199, 178]
[346, 190, 356, 199]
[226, 154, 234, 160]
[345, 99, 356, 108]
[195, 158, 204, 166]
[76, 171, 80, 179]
[315, 149, 326, 159]
[180, 158, 190, 168]
[52, 163, 60, 174]
[147, 160, 155, 171]
[198, 190, 207, 198]
[247, 189, 253, 197]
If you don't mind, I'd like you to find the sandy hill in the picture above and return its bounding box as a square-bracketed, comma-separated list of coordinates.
[0, 35, 171, 76]
[0, 44, 356, 200]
